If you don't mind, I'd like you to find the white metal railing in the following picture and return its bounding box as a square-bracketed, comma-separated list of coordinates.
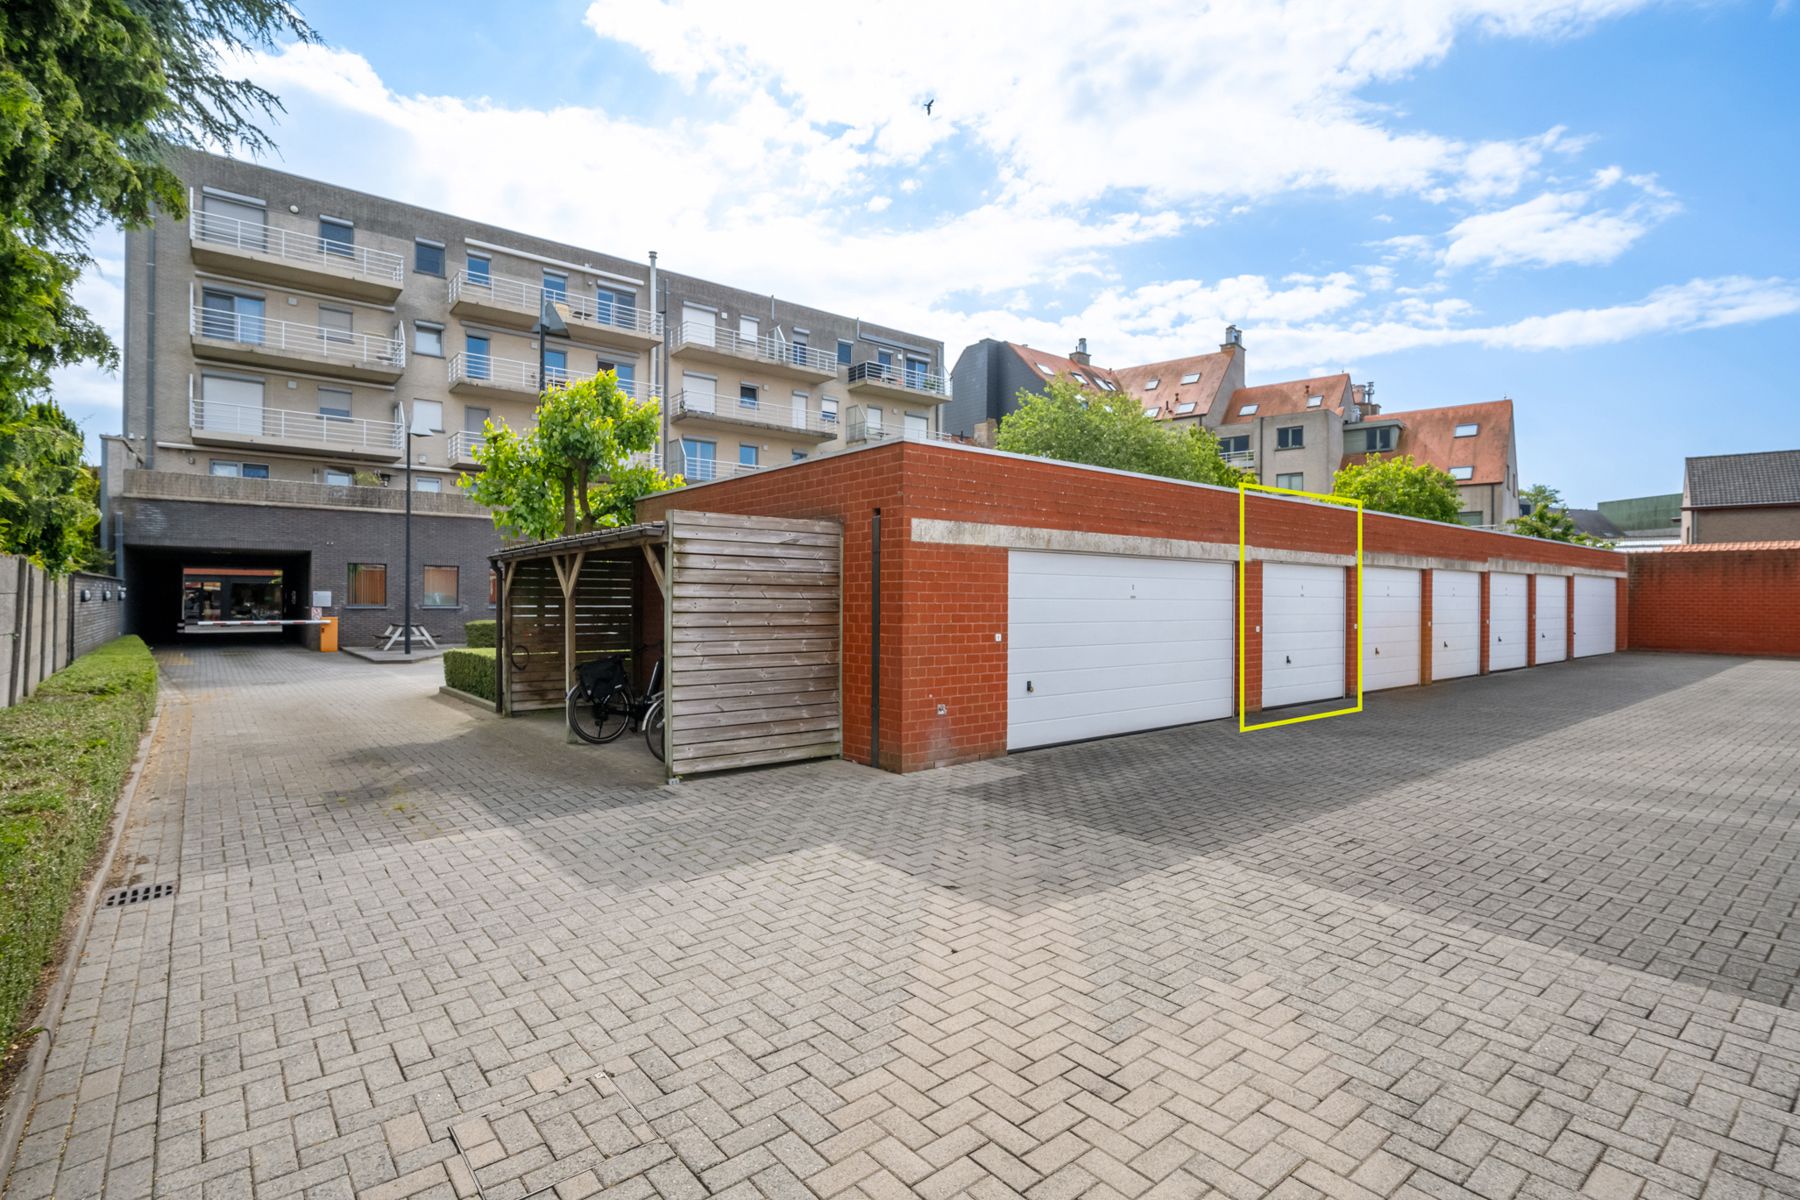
[845, 405, 944, 444]
[1219, 450, 1256, 469]
[675, 322, 840, 374]
[670, 390, 837, 435]
[448, 430, 486, 463]
[447, 352, 656, 399]
[675, 455, 766, 483]
[448, 270, 663, 339]
[189, 396, 402, 454]
[190, 306, 404, 370]
[846, 359, 947, 397]
[190, 211, 405, 285]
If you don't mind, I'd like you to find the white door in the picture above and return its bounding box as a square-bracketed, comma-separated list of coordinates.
[1262, 564, 1346, 708]
[1431, 570, 1481, 680]
[200, 374, 265, 436]
[1534, 575, 1567, 664]
[1488, 573, 1528, 671]
[1361, 567, 1420, 692]
[681, 304, 715, 346]
[1573, 576, 1617, 658]
[1007, 552, 1233, 750]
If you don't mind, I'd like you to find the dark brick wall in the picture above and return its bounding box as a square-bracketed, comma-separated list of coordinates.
[118, 497, 502, 645]
[944, 339, 1048, 438]
[71, 573, 127, 659]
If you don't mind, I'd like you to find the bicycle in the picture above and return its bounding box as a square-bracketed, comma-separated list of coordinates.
[566, 655, 666, 761]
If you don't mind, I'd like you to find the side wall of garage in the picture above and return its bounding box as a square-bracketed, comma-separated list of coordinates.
[640, 442, 1627, 773]
[1627, 543, 1800, 657]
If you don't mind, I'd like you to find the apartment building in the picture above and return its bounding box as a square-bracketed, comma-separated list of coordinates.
[103, 148, 945, 644]
[948, 330, 1520, 525]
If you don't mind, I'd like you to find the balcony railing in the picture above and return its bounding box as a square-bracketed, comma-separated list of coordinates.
[447, 429, 486, 464]
[1220, 450, 1257, 469]
[675, 456, 766, 484]
[845, 406, 946, 445]
[190, 397, 402, 454]
[190, 306, 405, 370]
[846, 360, 948, 397]
[670, 390, 839, 436]
[189, 211, 405, 286]
[673, 322, 841, 374]
[448, 270, 662, 340]
[447, 353, 658, 399]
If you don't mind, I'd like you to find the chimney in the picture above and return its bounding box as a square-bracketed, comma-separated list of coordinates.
[1357, 380, 1380, 417]
[1069, 337, 1091, 366]
[1221, 324, 1242, 351]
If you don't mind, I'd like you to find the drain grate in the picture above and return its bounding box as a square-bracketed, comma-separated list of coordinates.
[102, 881, 176, 908]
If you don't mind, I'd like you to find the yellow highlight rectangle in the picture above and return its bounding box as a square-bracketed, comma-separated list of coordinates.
[1238, 480, 1364, 732]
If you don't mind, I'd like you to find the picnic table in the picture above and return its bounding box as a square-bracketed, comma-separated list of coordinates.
[378, 624, 437, 651]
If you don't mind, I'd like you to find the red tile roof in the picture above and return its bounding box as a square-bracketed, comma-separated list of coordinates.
[1659, 540, 1800, 552]
[1216, 374, 1353, 424]
[1005, 343, 1237, 417]
[1007, 344, 1122, 392]
[1340, 399, 1514, 486]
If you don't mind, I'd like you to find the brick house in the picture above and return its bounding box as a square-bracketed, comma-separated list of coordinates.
[1681, 449, 1800, 544]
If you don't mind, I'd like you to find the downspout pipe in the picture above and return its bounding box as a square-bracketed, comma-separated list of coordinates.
[870, 509, 881, 770]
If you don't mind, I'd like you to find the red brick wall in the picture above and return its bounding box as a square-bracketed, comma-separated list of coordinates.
[1627, 547, 1800, 656]
[643, 443, 1628, 772]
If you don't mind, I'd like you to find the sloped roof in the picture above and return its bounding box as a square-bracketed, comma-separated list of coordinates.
[1684, 449, 1800, 509]
[1007, 344, 1122, 393]
[1216, 374, 1353, 424]
[1340, 399, 1514, 487]
[1116, 351, 1236, 418]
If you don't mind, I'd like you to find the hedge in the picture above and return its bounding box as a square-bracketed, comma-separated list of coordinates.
[1, 636, 157, 1054]
[463, 619, 496, 648]
[443, 647, 497, 702]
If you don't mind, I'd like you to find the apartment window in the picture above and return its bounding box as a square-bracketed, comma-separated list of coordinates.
[414, 322, 444, 357]
[738, 444, 759, 467]
[414, 240, 445, 276]
[739, 315, 759, 342]
[463, 406, 489, 434]
[1454, 423, 1479, 437]
[905, 411, 929, 439]
[1220, 435, 1250, 455]
[792, 450, 808, 462]
[597, 358, 635, 394]
[1355, 426, 1395, 453]
[467, 253, 491, 286]
[209, 460, 268, 479]
[415, 476, 443, 494]
[422, 566, 458, 607]
[198, 373, 265, 436]
[1180, 371, 1201, 384]
[199, 289, 264, 343]
[318, 306, 353, 345]
[1306, 395, 1323, 408]
[543, 270, 568, 300]
[318, 388, 352, 419]
[1459, 511, 1484, 526]
[595, 286, 635, 325]
[1449, 465, 1474, 480]
[465, 334, 489, 379]
[792, 390, 810, 422]
[325, 467, 355, 487]
[837, 339, 853, 366]
[319, 217, 354, 257]
[543, 347, 568, 383]
[739, 384, 759, 410]
[876, 348, 894, 372]
[1239, 403, 1259, 415]
[411, 399, 444, 433]
[1276, 473, 1304, 490]
[820, 396, 839, 424]
[1276, 426, 1304, 450]
[791, 331, 811, 366]
[1144, 378, 1159, 390]
[347, 563, 388, 607]
[866, 406, 884, 436]
[681, 438, 716, 481]
[906, 357, 928, 389]
[1175, 402, 1196, 415]
[199, 192, 266, 247]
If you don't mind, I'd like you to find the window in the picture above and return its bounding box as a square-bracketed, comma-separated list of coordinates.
[414, 240, 444, 276]
[1239, 403, 1259, 415]
[415, 476, 442, 493]
[1454, 423, 1479, 437]
[1356, 426, 1395, 453]
[1306, 395, 1323, 408]
[463, 406, 489, 434]
[1276, 426, 1304, 450]
[820, 396, 839, 424]
[739, 315, 759, 341]
[199, 192, 265, 248]
[792, 450, 808, 462]
[318, 388, 352, 419]
[422, 566, 457, 607]
[681, 438, 717, 480]
[1143, 406, 1160, 419]
[242, 462, 270, 479]
[318, 306, 353, 345]
[1036, 363, 1053, 375]
[1276, 473, 1304, 490]
[791, 331, 811, 366]
[1144, 378, 1159, 390]
[411, 399, 444, 433]
[543, 347, 568, 383]
[464, 334, 489, 379]
[1220, 435, 1250, 455]
[1449, 465, 1474, 480]
[198, 373, 265, 436]
[866, 406, 884, 435]
[414, 322, 444, 357]
[905, 411, 929, 438]
[906, 357, 928, 388]
[739, 384, 759, 410]
[466, 253, 491, 286]
[199, 289, 264, 343]
[597, 358, 635, 393]
[877, 348, 894, 371]
[319, 217, 354, 256]
[325, 468, 355, 487]
[837, 339, 853, 365]
[209, 460, 267, 479]
[738, 444, 759, 467]
[1180, 371, 1201, 384]
[1459, 511, 1484, 526]
[595, 286, 634, 325]
[1175, 402, 1196, 415]
[542, 270, 568, 300]
[347, 564, 388, 607]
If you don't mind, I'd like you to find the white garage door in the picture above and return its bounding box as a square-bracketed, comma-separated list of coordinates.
[1007, 552, 1234, 750]
[1431, 570, 1481, 680]
[1262, 564, 1346, 709]
[1488, 572, 1528, 671]
[1573, 575, 1617, 658]
[1361, 567, 1421, 692]
[1534, 575, 1567, 664]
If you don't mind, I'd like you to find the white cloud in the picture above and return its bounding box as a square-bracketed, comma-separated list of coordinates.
[1440, 169, 1680, 269]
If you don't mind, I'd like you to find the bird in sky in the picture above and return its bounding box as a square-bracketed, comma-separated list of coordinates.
[924, 98, 935, 116]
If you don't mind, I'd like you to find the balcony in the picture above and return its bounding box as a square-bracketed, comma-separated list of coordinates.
[188, 211, 405, 301]
[448, 429, 487, 469]
[188, 397, 403, 461]
[447, 353, 659, 403]
[1220, 449, 1257, 471]
[672, 455, 766, 484]
[121, 468, 489, 518]
[843, 406, 953, 446]
[845, 360, 948, 403]
[189, 307, 406, 381]
[670, 322, 840, 382]
[669, 390, 838, 441]
[448, 271, 663, 347]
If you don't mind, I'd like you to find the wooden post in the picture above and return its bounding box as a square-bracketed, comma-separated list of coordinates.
[497, 560, 517, 714]
[551, 551, 586, 694]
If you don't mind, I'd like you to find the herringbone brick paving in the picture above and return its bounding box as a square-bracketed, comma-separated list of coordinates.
[5, 647, 1799, 1199]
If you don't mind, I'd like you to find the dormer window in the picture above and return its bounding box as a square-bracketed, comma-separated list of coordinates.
[1239, 403, 1259, 415]
[1450, 466, 1474, 480]
[1180, 371, 1201, 384]
[1454, 423, 1478, 437]
[1307, 395, 1323, 408]
[1144, 378, 1159, 390]
[1175, 402, 1196, 414]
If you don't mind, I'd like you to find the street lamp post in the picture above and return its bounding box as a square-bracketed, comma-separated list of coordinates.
[402, 407, 429, 656]
[535, 293, 570, 392]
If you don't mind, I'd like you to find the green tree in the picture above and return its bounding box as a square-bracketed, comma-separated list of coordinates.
[994, 375, 1247, 486]
[0, 398, 103, 572]
[460, 374, 681, 541]
[1509, 484, 1612, 547]
[1331, 454, 1464, 522]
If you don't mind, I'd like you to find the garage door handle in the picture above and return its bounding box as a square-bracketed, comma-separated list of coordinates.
[1284, 655, 1291, 664]
[1025, 680, 1034, 693]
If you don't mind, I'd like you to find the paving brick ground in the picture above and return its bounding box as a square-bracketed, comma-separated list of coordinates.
[6, 646, 1800, 1199]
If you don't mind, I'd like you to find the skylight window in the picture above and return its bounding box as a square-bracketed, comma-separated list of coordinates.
[1143, 406, 1160, 419]
[1037, 363, 1053, 375]
[1307, 395, 1323, 408]
[1144, 378, 1159, 390]
[1450, 466, 1474, 480]
[1176, 402, 1196, 414]
[1239, 403, 1259, 415]
[1454, 423, 1478, 437]
[1100, 380, 1116, 391]
[1180, 371, 1201, 384]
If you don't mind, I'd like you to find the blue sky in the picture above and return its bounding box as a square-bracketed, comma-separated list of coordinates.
[57, 0, 1800, 504]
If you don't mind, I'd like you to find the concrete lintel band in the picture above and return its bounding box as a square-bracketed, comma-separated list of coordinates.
[909, 518, 1354, 567]
[1364, 551, 1625, 580]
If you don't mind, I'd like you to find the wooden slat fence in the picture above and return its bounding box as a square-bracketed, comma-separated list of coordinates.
[665, 511, 842, 775]
[502, 554, 635, 712]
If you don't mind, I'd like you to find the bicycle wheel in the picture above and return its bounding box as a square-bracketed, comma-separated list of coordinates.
[568, 684, 633, 744]
[643, 699, 666, 762]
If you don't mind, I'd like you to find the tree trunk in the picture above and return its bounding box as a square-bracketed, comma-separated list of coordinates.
[562, 471, 576, 536]
[576, 463, 594, 532]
